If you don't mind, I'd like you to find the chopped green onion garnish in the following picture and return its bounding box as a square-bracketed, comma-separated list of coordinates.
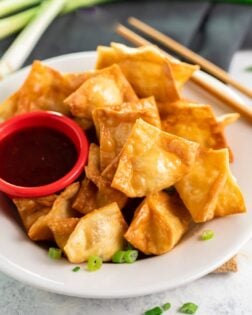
[112, 250, 125, 263]
[201, 229, 214, 241]
[124, 250, 138, 263]
[87, 255, 103, 271]
[162, 303, 171, 311]
[48, 247, 62, 260]
[179, 302, 198, 314]
[72, 266, 81, 272]
[144, 306, 163, 315]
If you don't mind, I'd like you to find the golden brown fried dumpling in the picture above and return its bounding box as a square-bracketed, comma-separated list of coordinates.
[111, 119, 199, 197]
[93, 98, 161, 170]
[124, 191, 191, 255]
[64, 202, 128, 263]
[73, 176, 127, 215]
[13, 194, 57, 231]
[167, 58, 199, 90]
[96, 43, 180, 102]
[48, 217, 79, 250]
[0, 61, 86, 122]
[161, 101, 238, 160]
[64, 64, 138, 120]
[175, 148, 246, 223]
[96, 43, 198, 101]
[28, 182, 80, 241]
[85, 143, 101, 184]
[111, 96, 161, 127]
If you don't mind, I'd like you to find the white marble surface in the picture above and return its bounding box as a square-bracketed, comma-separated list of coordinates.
[1, 51, 252, 315]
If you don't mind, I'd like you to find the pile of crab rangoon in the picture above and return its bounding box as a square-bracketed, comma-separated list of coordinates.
[0, 43, 246, 264]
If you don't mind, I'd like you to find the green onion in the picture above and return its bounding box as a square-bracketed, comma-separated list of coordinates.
[112, 250, 125, 263]
[162, 303, 171, 311]
[200, 229, 214, 241]
[0, 0, 41, 18]
[124, 250, 138, 263]
[112, 249, 139, 264]
[179, 302, 198, 314]
[62, 0, 117, 14]
[72, 266, 81, 272]
[87, 255, 103, 271]
[144, 306, 163, 315]
[48, 247, 62, 260]
[0, 7, 37, 40]
[0, 0, 66, 78]
[244, 66, 252, 72]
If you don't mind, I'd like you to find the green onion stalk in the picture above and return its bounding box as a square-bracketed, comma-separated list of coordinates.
[0, 0, 118, 40]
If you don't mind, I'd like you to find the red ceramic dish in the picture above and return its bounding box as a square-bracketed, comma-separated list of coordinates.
[0, 111, 89, 198]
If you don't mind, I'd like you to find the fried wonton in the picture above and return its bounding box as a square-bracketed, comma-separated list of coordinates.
[85, 143, 101, 184]
[48, 217, 79, 250]
[93, 98, 161, 170]
[96, 43, 179, 102]
[0, 61, 87, 122]
[13, 194, 57, 231]
[64, 64, 138, 120]
[96, 43, 198, 101]
[161, 101, 238, 159]
[124, 191, 191, 255]
[111, 119, 199, 197]
[64, 202, 128, 263]
[28, 182, 80, 241]
[175, 148, 246, 223]
[73, 175, 127, 215]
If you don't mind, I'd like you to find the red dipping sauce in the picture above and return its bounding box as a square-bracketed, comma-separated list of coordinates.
[0, 111, 89, 198]
[0, 126, 78, 187]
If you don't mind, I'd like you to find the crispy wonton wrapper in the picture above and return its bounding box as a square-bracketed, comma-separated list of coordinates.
[28, 182, 80, 241]
[175, 148, 246, 223]
[64, 202, 128, 263]
[48, 217, 79, 250]
[112, 119, 199, 197]
[13, 194, 57, 231]
[64, 64, 138, 120]
[93, 98, 161, 170]
[73, 147, 127, 214]
[0, 61, 87, 122]
[161, 101, 239, 160]
[125, 191, 191, 255]
[96, 43, 198, 101]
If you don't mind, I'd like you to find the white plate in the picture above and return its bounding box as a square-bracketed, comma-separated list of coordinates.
[0, 52, 251, 299]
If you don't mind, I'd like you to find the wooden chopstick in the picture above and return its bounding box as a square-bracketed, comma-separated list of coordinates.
[116, 24, 252, 123]
[128, 17, 252, 99]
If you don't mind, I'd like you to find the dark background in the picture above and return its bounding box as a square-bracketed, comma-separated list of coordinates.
[0, 0, 252, 70]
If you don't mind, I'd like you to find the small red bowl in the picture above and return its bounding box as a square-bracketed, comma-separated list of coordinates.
[0, 111, 89, 198]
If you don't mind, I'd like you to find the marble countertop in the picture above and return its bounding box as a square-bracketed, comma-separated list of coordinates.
[1, 51, 252, 315]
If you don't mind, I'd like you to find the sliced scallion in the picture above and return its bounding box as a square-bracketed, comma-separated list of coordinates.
[48, 247, 62, 260]
[179, 302, 198, 314]
[112, 250, 125, 264]
[144, 306, 163, 315]
[162, 303, 171, 311]
[124, 250, 138, 263]
[200, 229, 214, 241]
[87, 256, 103, 271]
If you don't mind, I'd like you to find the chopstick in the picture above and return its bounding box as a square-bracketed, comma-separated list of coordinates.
[128, 17, 252, 99]
[116, 24, 252, 123]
